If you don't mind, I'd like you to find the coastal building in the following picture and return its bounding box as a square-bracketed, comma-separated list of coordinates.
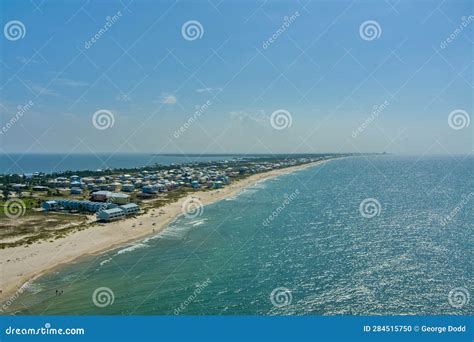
[70, 187, 82, 195]
[91, 190, 108, 201]
[120, 174, 132, 181]
[121, 183, 135, 192]
[70, 181, 82, 188]
[239, 167, 249, 174]
[82, 177, 95, 184]
[43, 199, 117, 213]
[87, 184, 99, 191]
[32, 186, 49, 192]
[42, 200, 59, 211]
[97, 208, 125, 222]
[217, 176, 230, 184]
[98, 184, 110, 191]
[110, 193, 129, 204]
[142, 185, 158, 194]
[95, 202, 140, 221]
[120, 203, 139, 215]
[55, 177, 69, 187]
[107, 182, 121, 191]
[90, 191, 130, 204]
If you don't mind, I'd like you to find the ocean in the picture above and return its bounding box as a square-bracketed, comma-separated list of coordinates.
[7, 156, 473, 315]
[0, 153, 236, 174]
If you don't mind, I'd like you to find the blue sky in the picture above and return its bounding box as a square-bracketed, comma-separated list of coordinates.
[0, 0, 472, 155]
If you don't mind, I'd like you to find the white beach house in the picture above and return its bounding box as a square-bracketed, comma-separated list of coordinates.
[97, 207, 126, 222]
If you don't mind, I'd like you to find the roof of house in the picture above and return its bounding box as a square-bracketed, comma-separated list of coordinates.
[92, 190, 110, 196]
[99, 208, 124, 215]
[91, 191, 129, 198]
[111, 193, 129, 198]
[121, 203, 139, 209]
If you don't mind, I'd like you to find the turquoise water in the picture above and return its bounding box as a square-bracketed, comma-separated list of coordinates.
[8, 156, 473, 315]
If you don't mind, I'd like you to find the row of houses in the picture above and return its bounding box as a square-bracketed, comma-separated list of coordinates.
[42, 199, 117, 213]
[97, 203, 140, 222]
[42, 199, 140, 222]
[6, 158, 318, 200]
[41, 168, 233, 197]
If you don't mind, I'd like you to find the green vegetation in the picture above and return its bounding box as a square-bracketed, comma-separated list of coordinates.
[0, 211, 89, 249]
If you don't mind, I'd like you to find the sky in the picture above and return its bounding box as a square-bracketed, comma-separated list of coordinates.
[0, 0, 472, 155]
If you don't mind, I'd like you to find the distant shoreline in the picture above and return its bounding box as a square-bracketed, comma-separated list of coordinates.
[0, 158, 338, 305]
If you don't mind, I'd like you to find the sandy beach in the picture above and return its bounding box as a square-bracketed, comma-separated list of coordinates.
[0, 159, 330, 303]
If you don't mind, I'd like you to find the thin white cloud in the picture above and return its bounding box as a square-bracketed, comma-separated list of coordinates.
[160, 93, 177, 105]
[54, 78, 90, 87]
[25, 81, 59, 97]
[196, 87, 222, 93]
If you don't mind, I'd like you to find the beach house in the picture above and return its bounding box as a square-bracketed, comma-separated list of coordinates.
[42, 200, 59, 211]
[91, 191, 130, 204]
[121, 183, 135, 192]
[96, 203, 139, 221]
[97, 207, 125, 222]
[42, 199, 117, 213]
[120, 203, 140, 215]
[142, 184, 158, 194]
[70, 187, 82, 195]
[32, 186, 49, 192]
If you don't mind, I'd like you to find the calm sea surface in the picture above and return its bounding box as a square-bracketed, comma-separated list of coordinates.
[7, 156, 473, 315]
[0, 153, 233, 174]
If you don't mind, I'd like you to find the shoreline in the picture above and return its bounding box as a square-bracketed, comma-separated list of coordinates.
[0, 159, 333, 303]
